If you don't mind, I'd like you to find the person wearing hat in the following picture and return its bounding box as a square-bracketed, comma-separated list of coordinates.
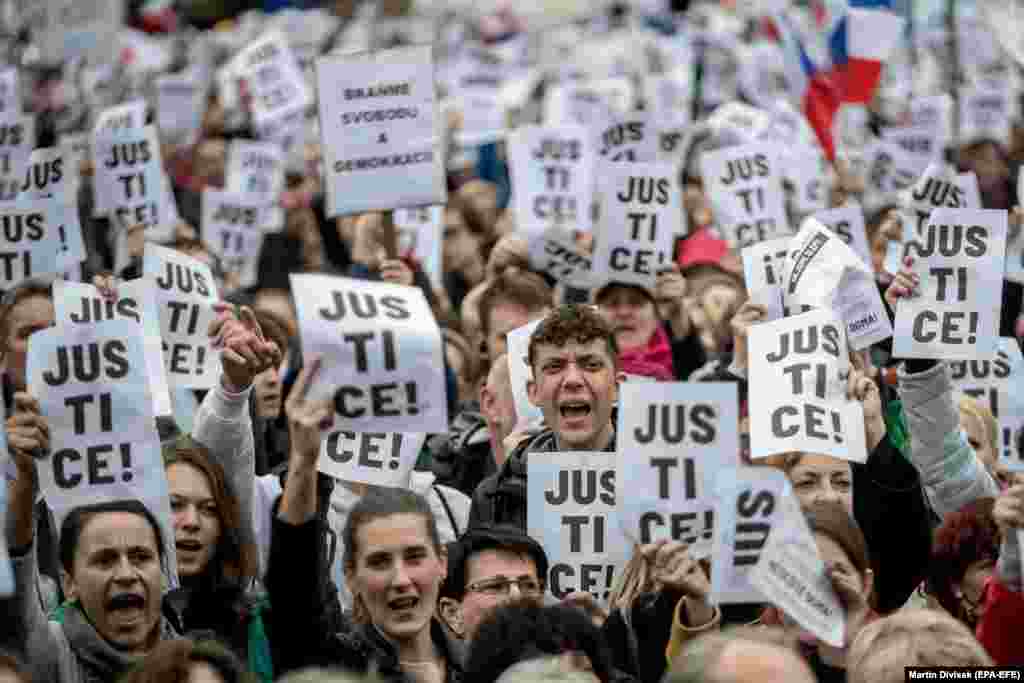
[438, 526, 549, 643]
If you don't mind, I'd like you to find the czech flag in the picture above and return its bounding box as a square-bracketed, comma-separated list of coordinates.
[773, 1, 905, 159]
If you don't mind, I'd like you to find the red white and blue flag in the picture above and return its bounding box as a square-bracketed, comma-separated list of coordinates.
[772, 0, 905, 159]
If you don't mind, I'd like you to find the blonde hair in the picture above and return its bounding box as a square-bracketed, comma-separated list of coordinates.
[958, 395, 999, 455]
[495, 657, 601, 683]
[848, 609, 993, 683]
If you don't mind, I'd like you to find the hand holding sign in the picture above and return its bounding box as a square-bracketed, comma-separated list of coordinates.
[6, 393, 50, 477]
[848, 361, 885, 452]
[210, 303, 282, 393]
[285, 356, 334, 466]
[640, 540, 714, 626]
[654, 265, 690, 338]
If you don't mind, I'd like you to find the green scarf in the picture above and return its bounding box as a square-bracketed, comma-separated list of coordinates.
[885, 399, 911, 460]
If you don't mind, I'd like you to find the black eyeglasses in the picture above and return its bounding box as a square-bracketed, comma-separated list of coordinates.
[465, 576, 545, 598]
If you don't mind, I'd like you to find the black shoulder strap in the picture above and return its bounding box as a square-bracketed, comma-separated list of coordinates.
[433, 484, 462, 537]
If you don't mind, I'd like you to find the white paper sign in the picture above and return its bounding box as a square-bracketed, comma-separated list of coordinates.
[959, 86, 1012, 146]
[202, 188, 266, 275]
[813, 206, 871, 266]
[0, 198, 77, 287]
[26, 319, 176, 586]
[509, 125, 595, 237]
[701, 141, 789, 248]
[749, 488, 845, 647]
[318, 431, 426, 488]
[882, 125, 943, 165]
[93, 125, 176, 241]
[316, 45, 445, 216]
[527, 451, 630, 606]
[0, 68, 18, 118]
[710, 467, 791, 605]
[155, 75, 207, 149]
[507, 318, 545, 432]
[0, 116, 36, 201]
[527, 230, 593, 288]
[862, 139, 929, 214]
[596, 117, 659, 163]
[785, 150, 830, 217]
[36, 1, 124, 63]
[950, 337, 1024, 469]
[235, 31, 312, 130]
[291, 273, 448, 434]
[226, 141, 286, 233]
[592, 163, 680, 291]
[617, 383, 739, 557]
[748, 309, 867, 462]
[144, 244, 221, 388]
[393, 206, 444, 290]
[54, 280, 172, 417]
[742, 237, 791, 293]
[785, 219, 893, 350]
[1007, 173, 1024, 285]
[893, 209, 1007, 360]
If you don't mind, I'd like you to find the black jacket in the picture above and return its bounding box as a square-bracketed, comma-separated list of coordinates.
[428, 405, 495, 497]
[267, 515, 463, 681]
[468, 428, 617, 532]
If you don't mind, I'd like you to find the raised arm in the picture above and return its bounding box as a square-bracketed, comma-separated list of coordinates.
[1, 393, 59, 682]
[193, 304, 282, 574]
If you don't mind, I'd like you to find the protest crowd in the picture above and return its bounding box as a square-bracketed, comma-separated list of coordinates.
[3, 0, 1024, 682]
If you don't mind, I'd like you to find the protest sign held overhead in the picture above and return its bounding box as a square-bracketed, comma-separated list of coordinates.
[959, 85, 1013, 148]
[233, 31, 312, 131]
[393, 206, 444, 290]
[291, 273, 448, 434]
[54, 279, 172, 417]
[528, 230, 593, 289]
[749, 484, 845, 648]
[710, 467, 792, 605]
[616, 382, 739, 556]
[596, 116, 658, 164]
[700, 141, 788, 248]
[893, 209, 1007, 360]
[949, 337, 1024, 470]
[813, 206, 871, 266]
[0, 115, 36, 201]
[155, 74, 207, 149]
[592, 163, 680, 291]
[26, 318, 176, 586]
[319, 431, 426, 489]
[785, 218, 892, 350]
[202, 188, 266, 276]
[861, 139, 929, 215]
[144, 244, 221, 388]
[545, 81, 631, 131]
[506, 318, 545, 432]
[508, 125, 594, 237]
[748, 309, 867, 462]
[92, 125, 177, 242]
[316, 45, 446, 216]
[527, 451, 629, 606]
[784, 150, 830, 218]
[226, 140, 286, 233]
[1008, 173, 1024, 285]
[742, 237, 790, 294]
[35, 1, 124, 64]
[0, 198, 79, 287]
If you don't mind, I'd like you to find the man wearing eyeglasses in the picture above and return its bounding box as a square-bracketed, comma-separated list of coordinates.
[438, 525, 548, 641]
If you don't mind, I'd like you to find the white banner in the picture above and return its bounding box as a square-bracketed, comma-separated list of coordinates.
[710, 466, 791, 605]
[54, 280, 172, 417]
[316, 45, 445, 216]
[592, 163, 680, 291]
[508, 125, 594, 237]
[318, 431, 426, 489]
[748, 309, 867, 462]
[616, 382, 739, 557]
[701, 141, 789, 248]
[291, 273, 448, 434]
[527, 451, 630, 606]
[144, 244, 221, 388]
[26, 319, 176, 586]
[893, 209, 1007, 360]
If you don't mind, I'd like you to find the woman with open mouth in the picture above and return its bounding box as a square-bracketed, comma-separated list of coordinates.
[267, 360, 464, 681]
[163, 438, 272, 682]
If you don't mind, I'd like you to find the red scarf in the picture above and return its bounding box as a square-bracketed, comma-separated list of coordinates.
[619, 326, 675, 381]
